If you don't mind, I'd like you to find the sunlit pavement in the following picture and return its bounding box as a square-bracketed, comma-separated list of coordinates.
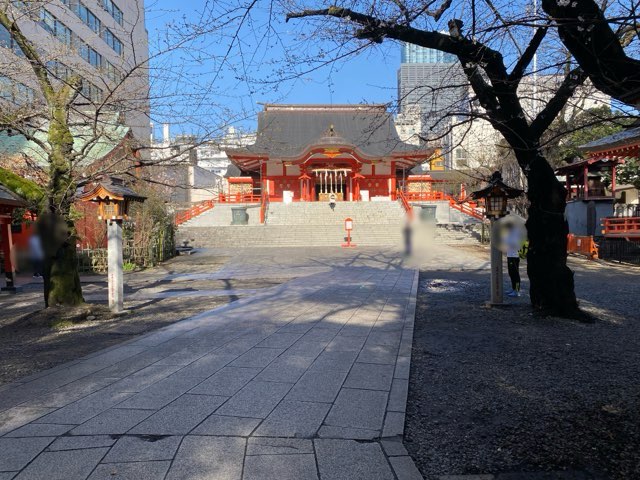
[0, 247, 425, 480]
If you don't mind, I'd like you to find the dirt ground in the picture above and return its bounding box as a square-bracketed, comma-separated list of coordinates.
[405, 248, 640, 480]
[0, 251, 286, 386]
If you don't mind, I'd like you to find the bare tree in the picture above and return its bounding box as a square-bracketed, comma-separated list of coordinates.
[282, 1, 593, 316]
[541, 0, 640, 106]
[0, 1, 233, 306]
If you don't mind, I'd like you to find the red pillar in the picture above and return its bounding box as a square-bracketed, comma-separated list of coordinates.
[0, 220, 17, 292]
[611, 164, 617, 198]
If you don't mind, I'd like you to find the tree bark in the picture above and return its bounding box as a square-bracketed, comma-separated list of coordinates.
[41, 101, 85, 307]
[43, 223, 84, 307]
[521, 150, 578, 316]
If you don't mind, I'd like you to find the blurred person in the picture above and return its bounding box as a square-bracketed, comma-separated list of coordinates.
[29, 232, 44, 279]
[505, 222, 524, 297]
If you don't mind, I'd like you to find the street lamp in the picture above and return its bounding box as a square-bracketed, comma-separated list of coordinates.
[470, 171, 523, 304]
[78, 176, 145, 313]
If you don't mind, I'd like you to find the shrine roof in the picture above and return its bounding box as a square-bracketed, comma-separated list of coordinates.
[0, 183, 26, 207]
[227, 104, 431, 161]
[578, 126, 640, 154]
[0, 114, 132, 168]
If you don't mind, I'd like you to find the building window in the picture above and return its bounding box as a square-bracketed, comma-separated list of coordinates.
[40, 9, 73, 46]
[63, 0, 124, 56]
[0, 75, 35, 105]
[46, 61, 72, 81]
[79, 43, 103, 68]
[102, 28, 123, 55]
[104, 60, 122, 83]
[102, 0, 123, 25]
[0, 24, 24, 56]
[81, 81, 103, 102]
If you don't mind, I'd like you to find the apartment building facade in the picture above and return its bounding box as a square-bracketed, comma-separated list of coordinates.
[0, 0, 150, 144]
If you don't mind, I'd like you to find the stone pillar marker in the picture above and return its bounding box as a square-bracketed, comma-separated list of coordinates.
[107, 219, 124, 313]
[490, 219, 504, 305]
[78, 176, 145, 313]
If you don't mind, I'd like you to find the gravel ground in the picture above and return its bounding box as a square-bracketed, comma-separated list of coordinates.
[405, 248, 640, 480]
[0, 251, 286, 386]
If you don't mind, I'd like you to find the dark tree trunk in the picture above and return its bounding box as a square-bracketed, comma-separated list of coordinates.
[521, 151, 579, 316]
[40, 213, 84, 308]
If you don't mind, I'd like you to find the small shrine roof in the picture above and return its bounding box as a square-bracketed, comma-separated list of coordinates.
[0, 183, 26, 207]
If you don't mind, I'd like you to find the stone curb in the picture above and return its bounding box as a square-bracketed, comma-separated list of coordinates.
[383, 268, 423, 480]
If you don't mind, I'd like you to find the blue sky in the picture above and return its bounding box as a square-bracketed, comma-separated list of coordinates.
[144, 1, 403, 137]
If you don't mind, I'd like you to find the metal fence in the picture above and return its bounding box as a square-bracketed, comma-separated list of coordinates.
[598, 238, 640, 265]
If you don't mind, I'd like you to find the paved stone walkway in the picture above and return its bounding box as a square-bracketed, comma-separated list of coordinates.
[0, 249, 422, 480]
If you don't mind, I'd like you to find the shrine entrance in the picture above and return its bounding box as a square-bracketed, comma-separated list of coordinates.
[312, 168, 351, 202]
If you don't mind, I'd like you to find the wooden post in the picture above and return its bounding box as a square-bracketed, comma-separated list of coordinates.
[611, 164, 617, 198]
[583, 164, 589, 199]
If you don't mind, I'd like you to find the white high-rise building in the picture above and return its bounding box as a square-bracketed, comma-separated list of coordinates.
[0, 0, 150, 144]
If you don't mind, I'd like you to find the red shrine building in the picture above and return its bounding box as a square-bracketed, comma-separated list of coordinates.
[225, 104, 436, 203]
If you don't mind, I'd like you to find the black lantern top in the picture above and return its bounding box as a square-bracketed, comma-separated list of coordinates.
[470, 171, 524, 218]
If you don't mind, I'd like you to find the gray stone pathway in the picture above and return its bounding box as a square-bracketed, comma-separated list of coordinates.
[0, 249, 422, 479]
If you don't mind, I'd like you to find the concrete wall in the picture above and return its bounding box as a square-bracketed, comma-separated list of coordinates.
[566, 199, 614, 236]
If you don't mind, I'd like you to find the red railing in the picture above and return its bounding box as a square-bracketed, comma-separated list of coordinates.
[217, 193, 262, 203]
[401, 191, 485, 221]
[175, 199, 215, 226]
[567, 234, 599, 260]
[602, 217, 640, 238]
[396, 189, 414, 219]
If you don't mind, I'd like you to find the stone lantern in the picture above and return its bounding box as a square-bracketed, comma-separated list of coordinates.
[78, 176, 145, 312]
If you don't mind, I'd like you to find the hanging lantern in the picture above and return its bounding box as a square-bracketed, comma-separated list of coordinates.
[470, 171, 523, 219]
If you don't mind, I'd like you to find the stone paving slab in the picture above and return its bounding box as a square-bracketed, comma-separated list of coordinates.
[0, 248, 423, 479]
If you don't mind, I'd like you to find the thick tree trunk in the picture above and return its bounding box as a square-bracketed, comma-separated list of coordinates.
[41, 103, 84, 307]
[40, 213, 84, 308]
[522, 151, 579, 317]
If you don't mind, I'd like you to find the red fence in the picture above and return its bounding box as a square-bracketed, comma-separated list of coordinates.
[402, 191, 484, 221]
[602, 217, 640, 238]
[218, 193, 262, 204]
[396, 189, 413, 219]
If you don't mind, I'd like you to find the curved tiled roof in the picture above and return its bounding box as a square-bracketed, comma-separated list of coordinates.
[578, 126, 640, 153]
[233, 104, 428, 159]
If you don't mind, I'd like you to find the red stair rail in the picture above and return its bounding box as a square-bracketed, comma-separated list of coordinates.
[398, 190, 484, 221]
[175, 199, 215, 226]
[396, 189, 414, 219]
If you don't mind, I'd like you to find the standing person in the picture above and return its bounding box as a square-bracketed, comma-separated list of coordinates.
[29, 232, 44, 279]
[505, 222, 523, 297]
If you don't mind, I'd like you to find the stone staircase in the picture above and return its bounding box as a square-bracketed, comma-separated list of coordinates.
[177, 201, 407, 248]
[266, 202, 406, 225]
[433, 224, 485, 245]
